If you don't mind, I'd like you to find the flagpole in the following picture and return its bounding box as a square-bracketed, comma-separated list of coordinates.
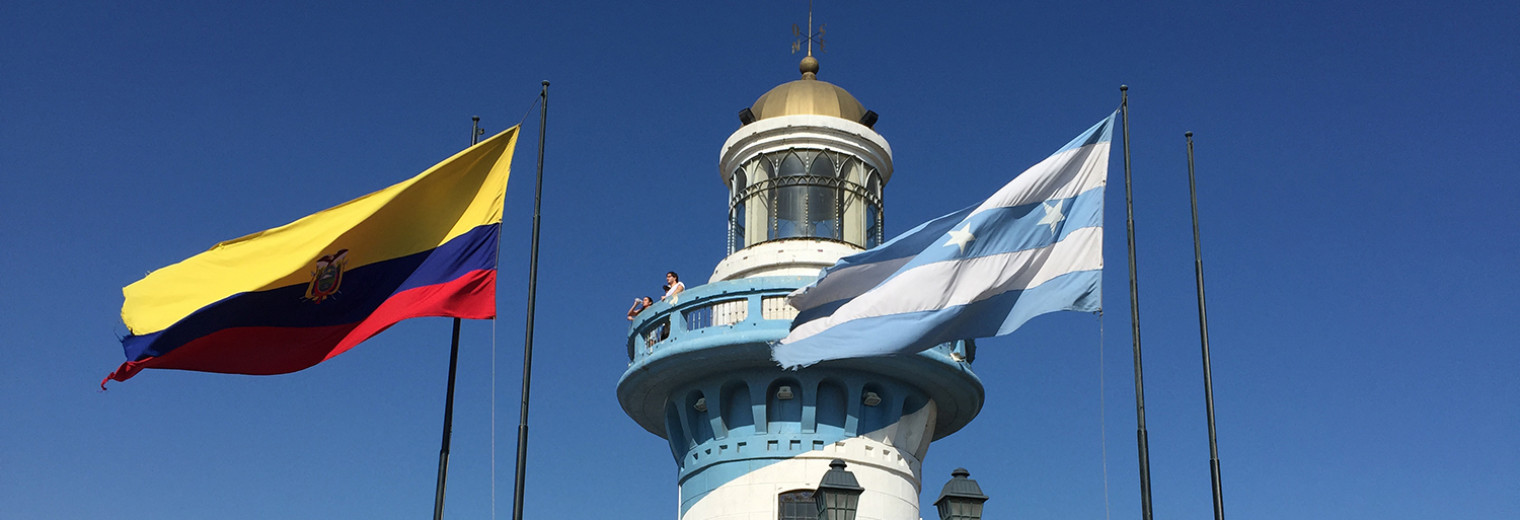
[1186, 131, 1227, 520]
[431, 116, 486, 520]
[511, 80, 548, 520]
[1119, 85, 1155, 520]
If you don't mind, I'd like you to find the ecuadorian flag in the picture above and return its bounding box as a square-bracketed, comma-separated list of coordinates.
[104, 126, 519, 387]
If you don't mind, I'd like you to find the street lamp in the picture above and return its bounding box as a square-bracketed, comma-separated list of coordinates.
[814, 459, 864, 520]
[933, 468, 989, 520]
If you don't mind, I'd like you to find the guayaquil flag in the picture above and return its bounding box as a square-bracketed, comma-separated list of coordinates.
[773, 114, 1111, 368]
[103, 126, 519, 387]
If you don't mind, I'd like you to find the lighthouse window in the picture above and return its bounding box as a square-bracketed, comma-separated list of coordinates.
[809, 152, 835, 178]
[732, 149, 880, 250]
[730, 170, 747, 253]
[731, 203, 747, 253]
[866, 171, 882, 247]
[774, 152, 808, 238]
[776, 185, 806, 238]
[809, 153, 840, 239]
[779, 152, 806, 177]
[809, 185, 840, 239]
[778, 490, 817, 520]
[866, 205, 880, 248]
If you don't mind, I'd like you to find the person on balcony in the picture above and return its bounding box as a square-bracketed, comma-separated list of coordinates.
[628, 296, 654, 320]
[662, 271, 685, 303]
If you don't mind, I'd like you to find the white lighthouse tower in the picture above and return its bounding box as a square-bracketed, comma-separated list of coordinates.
[618, 54, 985, 520]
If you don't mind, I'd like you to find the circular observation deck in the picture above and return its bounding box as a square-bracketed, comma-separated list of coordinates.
[617, 276, 985, 443]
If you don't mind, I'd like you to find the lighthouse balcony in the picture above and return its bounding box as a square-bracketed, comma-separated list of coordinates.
[626, 276, 973, 365]
[619, 276, 985, 445]
[627, 276, 808, 363]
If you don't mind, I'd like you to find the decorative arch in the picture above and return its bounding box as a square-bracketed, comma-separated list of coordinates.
[664, 401, 689, 458]
[809, 152, 835, 178]
[685, 390, 713, 445]
[767, 378, 803, 434]
[815, 379, 848, 437]
[859, 382, 893, 437]
[721, 380, 755, 436]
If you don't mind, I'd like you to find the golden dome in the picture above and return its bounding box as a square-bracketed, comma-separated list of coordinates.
[749, 57, 867, 122]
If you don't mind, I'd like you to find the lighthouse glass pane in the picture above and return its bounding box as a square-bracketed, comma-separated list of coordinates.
[808, 185, 839, 239]
[765, 189, 780, 240]
[779, 152, 806, 177]
[776, 185, 807, 238]
[866, 204, 880, 248]
[866, 171, 883, 247]
[731, 202, 746, 252]
[731, 169, 749, 252]
[744, 149, 878, 247]
[810, 152, 835, 177]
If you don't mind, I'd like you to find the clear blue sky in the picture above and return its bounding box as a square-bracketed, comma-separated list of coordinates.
[3, 1, 1517, 519]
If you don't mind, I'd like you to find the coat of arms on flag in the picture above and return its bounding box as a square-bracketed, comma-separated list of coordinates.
[304, 249, 349, 303]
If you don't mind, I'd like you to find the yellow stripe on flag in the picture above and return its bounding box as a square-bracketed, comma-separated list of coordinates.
[122, 126, 519, 335]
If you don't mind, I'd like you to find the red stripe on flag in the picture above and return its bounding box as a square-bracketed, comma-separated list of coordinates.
[103, 269, 496, 387]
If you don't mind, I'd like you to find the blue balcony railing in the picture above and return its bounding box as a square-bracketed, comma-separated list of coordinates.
[624, 276, 974, 365]
[626, 276, 807, 362]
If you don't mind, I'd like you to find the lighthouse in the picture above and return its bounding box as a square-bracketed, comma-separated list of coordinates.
[618, 55, 986, 520]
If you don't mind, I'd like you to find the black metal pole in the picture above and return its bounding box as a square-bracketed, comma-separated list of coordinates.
[431, 116, 484, 520]
[510, 81, 548, 520]
[432, 319, 463, 520]
[1120, 85, 1155, 520]
[1186, 131, 1226, 520]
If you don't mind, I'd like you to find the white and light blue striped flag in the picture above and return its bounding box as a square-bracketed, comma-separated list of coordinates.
[773, 113, 1114, 368]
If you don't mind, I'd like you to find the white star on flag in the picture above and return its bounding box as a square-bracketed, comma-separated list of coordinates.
[944, 224, 975, 254]
[1037, 199, 1066, 234]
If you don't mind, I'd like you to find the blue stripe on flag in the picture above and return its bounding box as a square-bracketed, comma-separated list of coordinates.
[773, 269, 1101, 367]
[890, 186, 1103, 275]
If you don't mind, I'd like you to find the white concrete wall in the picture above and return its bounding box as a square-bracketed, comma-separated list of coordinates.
[680, 436, 925, 520]
[709, 239, 861, 282]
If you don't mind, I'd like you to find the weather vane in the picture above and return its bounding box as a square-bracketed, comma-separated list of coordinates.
[791, 0, 825, 56]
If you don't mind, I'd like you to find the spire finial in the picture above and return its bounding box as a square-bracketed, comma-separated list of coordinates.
[791, 1, 825, 79]
[799, 55, 819, 79]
